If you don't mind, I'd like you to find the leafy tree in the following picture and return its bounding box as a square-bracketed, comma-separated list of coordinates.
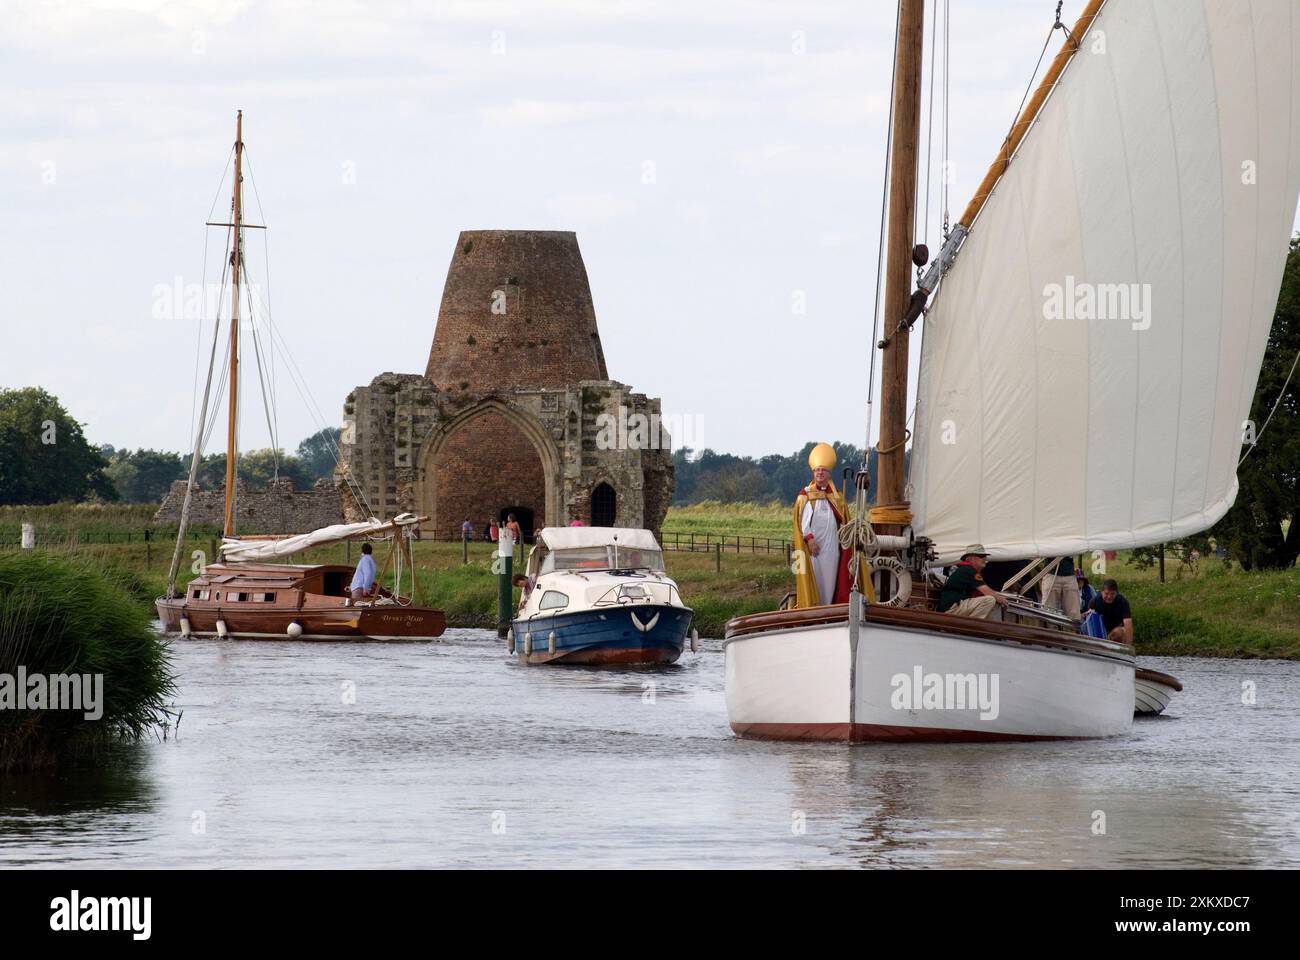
[106, 449, 187, 503]
[195, 449, 312, 492]
[0, 388, 116, 505]
[296, 427, 342, 482]
[1210, 236, 1299, 570]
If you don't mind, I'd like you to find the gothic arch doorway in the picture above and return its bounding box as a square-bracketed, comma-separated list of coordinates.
[417, 398, 560, 539]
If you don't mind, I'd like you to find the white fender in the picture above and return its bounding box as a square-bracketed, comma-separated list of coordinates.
[215, 618, 228, 638]
[507, 631, 516, 654]
[690, 628, 699, 653]
[524, 631, 533, 656]
[632, 610, 660, 633]
[548, 631, 557, 655]
[868, 556, 913, 608]
[179, 615, 192, 638]
[286, 620, 303, 638]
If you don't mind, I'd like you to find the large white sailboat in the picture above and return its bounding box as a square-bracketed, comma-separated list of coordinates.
[725, 0, 1300, 741]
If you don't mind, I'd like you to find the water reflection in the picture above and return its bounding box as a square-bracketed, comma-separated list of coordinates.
[0, 635, 1295, 868]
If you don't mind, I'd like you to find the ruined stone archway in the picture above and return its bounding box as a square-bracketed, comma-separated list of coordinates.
[417, 398, 562, 540]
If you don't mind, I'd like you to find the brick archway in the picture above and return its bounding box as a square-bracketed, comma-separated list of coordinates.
[417, 398, 562, 538]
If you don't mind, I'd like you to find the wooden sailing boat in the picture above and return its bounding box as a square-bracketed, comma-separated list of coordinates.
[725, 0, 1299, 740]
[155, 112, 446, 641]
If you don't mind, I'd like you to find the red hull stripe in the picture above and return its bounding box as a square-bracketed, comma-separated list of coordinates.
[531, 647, 680, 665]
[731, 722, 1079, 743]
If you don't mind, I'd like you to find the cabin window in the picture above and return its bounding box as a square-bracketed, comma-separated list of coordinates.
[539, 590, 569, 611]
[200, 590, 210, 601]
[259, 592, 276, 602]
[215, 592, 221, 600]
[192, 589, 201, 599]
[232, 592, 248, 602]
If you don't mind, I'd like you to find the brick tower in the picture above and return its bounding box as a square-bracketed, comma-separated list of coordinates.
[339, 230, 674, 541]
[426, 230, 608, 391]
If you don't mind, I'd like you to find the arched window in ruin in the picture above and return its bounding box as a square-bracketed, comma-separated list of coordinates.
[591, 483, 616, 527]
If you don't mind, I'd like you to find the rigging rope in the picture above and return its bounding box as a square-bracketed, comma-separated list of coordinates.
[941, 0, 950, 237]
[866, 0, 903, 460]
[920, 0, 939, 251]
[243, 148, 278, 450]
[1239, 343, 1300, 466]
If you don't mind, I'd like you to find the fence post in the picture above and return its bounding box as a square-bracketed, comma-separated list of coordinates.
[715, 541, 721, 573]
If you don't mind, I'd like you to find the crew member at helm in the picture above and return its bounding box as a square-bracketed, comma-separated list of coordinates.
[792, 443, 856, 607]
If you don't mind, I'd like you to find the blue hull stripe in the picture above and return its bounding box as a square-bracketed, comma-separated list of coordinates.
[512, 604, 693, 658]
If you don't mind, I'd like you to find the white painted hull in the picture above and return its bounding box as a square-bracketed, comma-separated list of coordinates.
[725, 617, 1135, 742]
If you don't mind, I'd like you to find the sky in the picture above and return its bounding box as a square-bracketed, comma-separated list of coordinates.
[3, 0, 1294, 461]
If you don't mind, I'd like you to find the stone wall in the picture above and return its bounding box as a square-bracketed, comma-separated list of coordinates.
[153, 477, 344, 534]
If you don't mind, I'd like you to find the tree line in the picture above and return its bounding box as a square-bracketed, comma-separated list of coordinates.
[0, 389, 340, 506]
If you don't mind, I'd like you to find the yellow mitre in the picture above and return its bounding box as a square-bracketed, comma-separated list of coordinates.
[808, 442, 837, 471]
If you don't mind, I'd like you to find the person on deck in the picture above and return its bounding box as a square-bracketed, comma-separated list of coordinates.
[461, 518, 474, 541]
[349, 542, 376, 604]
[1077, 571, 1097, 612]
[1041, 556, 1080, 620]
[792, 443, 856, 608]
[937, 545, 1009, 620]
[488, 520, 499, 542]
[512, 573, 532, 611]
[1087, 578, 1134, 643]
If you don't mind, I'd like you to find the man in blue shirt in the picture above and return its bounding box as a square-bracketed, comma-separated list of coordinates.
[350, 542, 377, 603]
[1086, 578, 1133, 643]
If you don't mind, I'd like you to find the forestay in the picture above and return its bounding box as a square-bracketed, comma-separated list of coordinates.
[910, 0, 1300, 562]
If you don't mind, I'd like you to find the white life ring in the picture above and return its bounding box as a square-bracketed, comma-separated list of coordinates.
[868, 556, 912, 607]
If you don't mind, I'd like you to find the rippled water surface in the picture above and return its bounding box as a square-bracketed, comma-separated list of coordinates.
[2, 629, 1297, 868]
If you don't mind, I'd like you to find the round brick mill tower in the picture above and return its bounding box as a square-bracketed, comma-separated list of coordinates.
[425, 230, 608, 392]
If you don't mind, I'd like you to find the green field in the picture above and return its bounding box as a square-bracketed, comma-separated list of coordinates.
[1, 500, 1295, 656]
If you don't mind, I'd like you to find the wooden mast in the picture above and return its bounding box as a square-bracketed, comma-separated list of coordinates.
[223, 110, 243, 538]
[875, 0, 925, 531]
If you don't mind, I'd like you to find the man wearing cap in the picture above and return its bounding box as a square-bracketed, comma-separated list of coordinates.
[792, 443, 854, 607]
[937, 545, 1009, 620]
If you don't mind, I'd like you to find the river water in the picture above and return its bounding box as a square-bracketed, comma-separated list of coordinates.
[1, 630, 1297, 868]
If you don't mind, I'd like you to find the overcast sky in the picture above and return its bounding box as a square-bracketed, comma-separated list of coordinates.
[4, 0, 1296, 462]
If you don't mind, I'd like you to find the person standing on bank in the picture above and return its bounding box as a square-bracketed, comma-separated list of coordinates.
[350, 542, 376, 604]
[505, 514, 523, 558]
[1087, 578, 1134, 643]
[1041, 556, 1080, 619]
[938, 545, 1010, 620]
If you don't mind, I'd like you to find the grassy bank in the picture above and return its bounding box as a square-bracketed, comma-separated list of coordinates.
[0, 552, 177, 771]
[9, 532, 1297, 657]
[3, 499, 1293, 656]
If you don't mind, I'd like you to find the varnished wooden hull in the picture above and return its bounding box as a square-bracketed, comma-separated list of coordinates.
[156, 597, 446, 641]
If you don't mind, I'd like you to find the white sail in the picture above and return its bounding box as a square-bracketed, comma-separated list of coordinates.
[910, 0, 1300, 562]
[220, 514, 420, 563]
